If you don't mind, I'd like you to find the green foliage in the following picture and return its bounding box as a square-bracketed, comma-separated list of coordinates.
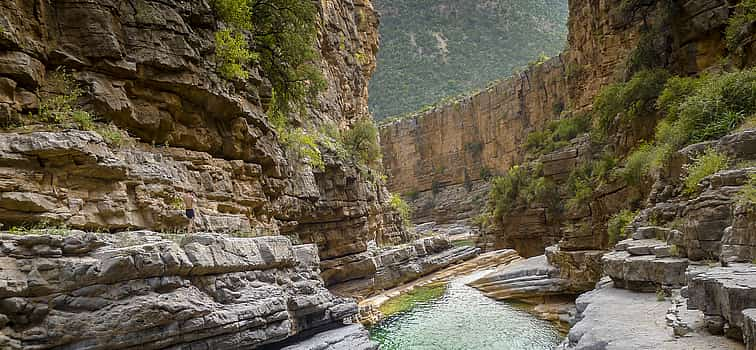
[287, 129, 324, 170]
[72, 111, 94, 131]
[7, 221, 71, 236]
[212, 0, 324, 115]
[389, 193, 413, 227]
[620, 143, 669, 186]
[592, 69, 671, 134]
[215, 29, 257, 80]
[658, 69, 756, 148]
[739, 174, 756, 206]
[96, 124, 132, 148]
[683, 148, 729, 194]
[341, 118, 382, 169]
[564, 164, 593, 211]
[369, 0, 568, 119]
[525, 113, 590, 156]
[37, 69, 86, 126]
[488, 165, 559, 218]
[607, 209, 637, 245]
[726, 0, 756, 52]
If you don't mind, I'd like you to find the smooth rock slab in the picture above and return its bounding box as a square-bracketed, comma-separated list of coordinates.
[558, 281, 743, 349]
[687, 264, 756, 339]
[278, 325, 378, 350]
[603, 251, 688, 291]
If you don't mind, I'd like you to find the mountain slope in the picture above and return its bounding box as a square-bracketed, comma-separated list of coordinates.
[369, 0, 569, 120]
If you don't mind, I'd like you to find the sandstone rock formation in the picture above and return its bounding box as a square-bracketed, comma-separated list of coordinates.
[0, 231, 377, 349]
[0, 0, 426, 296]
[330, 234, 480, 299]
[378, 0, 756, 269]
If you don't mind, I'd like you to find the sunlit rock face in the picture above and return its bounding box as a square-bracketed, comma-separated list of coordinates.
[0, 0, 416, 291]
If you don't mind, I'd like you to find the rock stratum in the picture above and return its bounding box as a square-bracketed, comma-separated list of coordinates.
[0, 0, 434, 298]
[0, 231, 377, 349]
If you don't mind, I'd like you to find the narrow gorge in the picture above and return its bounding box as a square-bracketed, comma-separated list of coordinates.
[0, 0, 755, 349]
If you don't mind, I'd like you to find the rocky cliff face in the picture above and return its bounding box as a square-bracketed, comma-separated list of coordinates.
[0, 0, 416, 294]
[0, 231, 377, 349]
[380, 0, 755, 248]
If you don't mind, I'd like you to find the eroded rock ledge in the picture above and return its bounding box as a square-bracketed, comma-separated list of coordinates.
[0, 231, 376, 350]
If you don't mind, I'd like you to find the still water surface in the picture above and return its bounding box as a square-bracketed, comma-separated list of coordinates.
[369, 270, 562, 350]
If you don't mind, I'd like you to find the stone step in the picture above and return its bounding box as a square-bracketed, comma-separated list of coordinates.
[688, 263, 756, 342]
[602, 251, 689, 292]
[615, 238, 672, 257]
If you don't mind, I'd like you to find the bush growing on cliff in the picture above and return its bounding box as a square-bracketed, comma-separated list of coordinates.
[389, 193, 413, 227]
[215, 29, 257, 80]
[488, 165, 559, 218]
[726, 0, 756, 53]
[212, 0, 324, 116]
[682, 148, 729, 195]
[607, 209, 637, 245]
[525, 113, 590, 156]
[592, 69, 670, 136]
[341, 118, 382, 169]
[619, 68, 756, 183]
[739, 173, 756, 206]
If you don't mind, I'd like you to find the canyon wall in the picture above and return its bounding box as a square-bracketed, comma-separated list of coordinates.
[0, 0, 414, 297]
[380, 0, 751, 225]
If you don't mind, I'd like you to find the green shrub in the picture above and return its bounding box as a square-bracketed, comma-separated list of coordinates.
[212, 0, 324, 115]
[658, 69, 756, 148]
[525, 113, 590, 156]
[71, 110, 94, 131]
[565, 164, 593, 211]
[341, 118, 382, 169]
[96, 124, 131, 148]
[389, 193, 413, 227]
[489, 165, 529, 217]
[726, 0, 756, 52]
[683, 148, 729, 194]
[620, 143, 667, 185]
[607, 209, 637, 245]
[38, 69, 83, 124]
[215, 29, 257, 80]
[740, 174, 756, 204]
[592, 69, 670, 134]
[488, 165, 559, 218]
[287, 128, 324, 170]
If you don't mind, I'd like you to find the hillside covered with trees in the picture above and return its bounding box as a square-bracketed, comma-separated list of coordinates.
[369, 0, 568, 120]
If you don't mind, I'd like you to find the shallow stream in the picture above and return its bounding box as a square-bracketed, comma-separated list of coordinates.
[369, 270, 562, 350]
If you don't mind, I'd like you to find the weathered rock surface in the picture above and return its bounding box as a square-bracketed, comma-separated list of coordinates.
[0, 0, 415, 295]
[275, 325, 378, 350]
[688, 264, 756, 340]
[559, 279, 743, 350]
[469, 255, 572, 301]
[0, 231, 376, 349]
[331, 235, 480, 299]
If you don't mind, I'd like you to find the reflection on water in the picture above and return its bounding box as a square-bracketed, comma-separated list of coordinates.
[369, 270, 562, 350]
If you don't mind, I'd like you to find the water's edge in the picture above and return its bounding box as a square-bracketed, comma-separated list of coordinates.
[368, 269, 563, 350]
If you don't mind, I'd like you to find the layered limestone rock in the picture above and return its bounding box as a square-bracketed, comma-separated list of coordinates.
[0, 0, 422, 294]
[688, 264, 756, 340]
[0, 231, 377, 349]
[559, 279, 743, 350]
[329, 234, 480, 299]
[380, 58, 568, 220]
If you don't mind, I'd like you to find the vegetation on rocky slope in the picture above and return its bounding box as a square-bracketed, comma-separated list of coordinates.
[369, 0, 568, 120]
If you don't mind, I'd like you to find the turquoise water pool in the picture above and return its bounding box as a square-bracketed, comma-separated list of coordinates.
[369, 270, 563, 350]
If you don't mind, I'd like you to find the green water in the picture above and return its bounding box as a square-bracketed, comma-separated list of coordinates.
[369, 270, 562, 350]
